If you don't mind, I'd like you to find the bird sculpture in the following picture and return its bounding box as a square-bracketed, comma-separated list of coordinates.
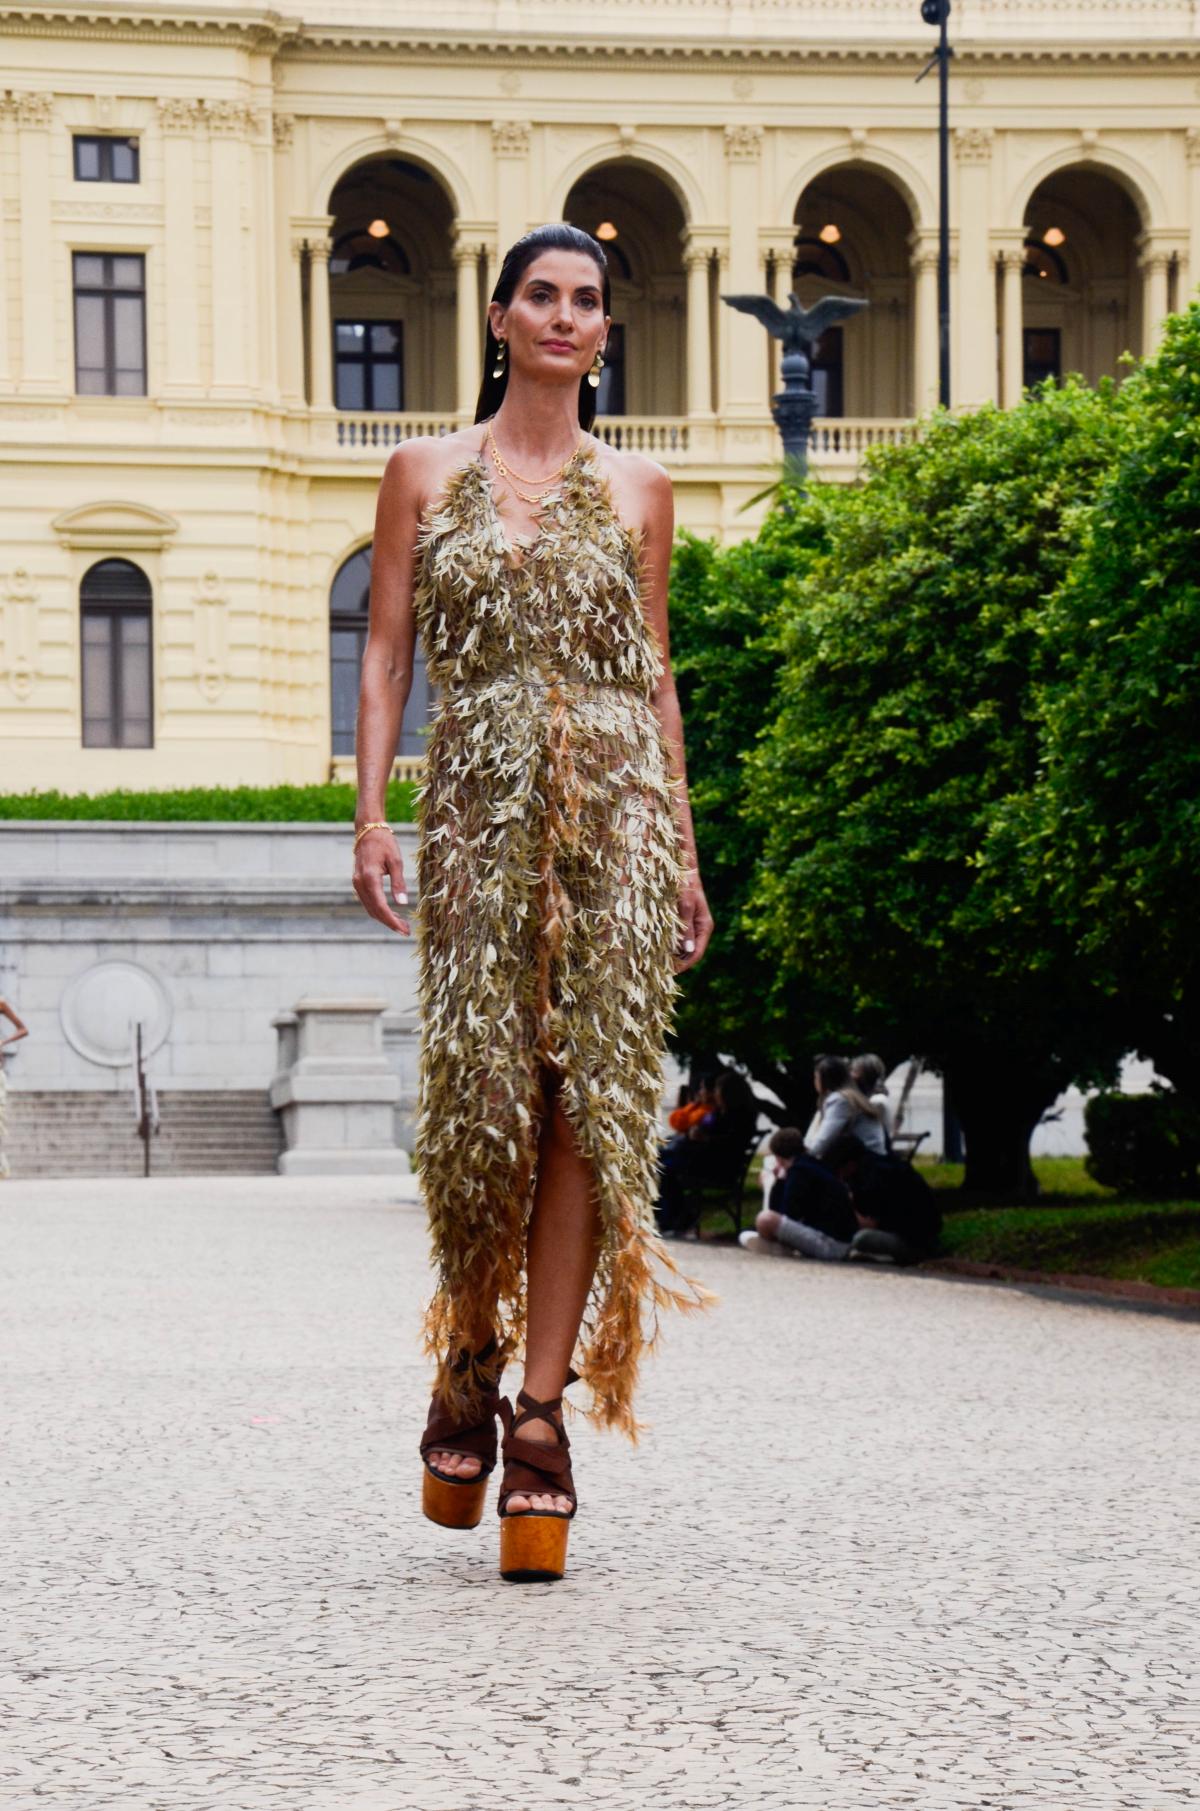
[720, 290, 870, 354]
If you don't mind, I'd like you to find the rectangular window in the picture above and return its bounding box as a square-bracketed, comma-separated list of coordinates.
[73, 252, 147, 395]
[1023, 327, 1061, 391]
[335, 319, 404, 411]
[81, 608, 153, 748]
[73, 136, 140, 183]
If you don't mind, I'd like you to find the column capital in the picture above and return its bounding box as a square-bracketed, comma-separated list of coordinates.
[954, 126, 993, 166]
[207, 100, 257, 139]
[273, 113, 296, 150]
[491, 120, 531, 157]
[157, 97, 205, 136]
[14, 91, 53, 129]
[758, 226, 798, 262]
[1186, 126, 1200, 166]
[1135, 229, 1184, 272]
[724, 123, 762, 163]
[452, 236, 482, 267]
[682, 227, 727, 264]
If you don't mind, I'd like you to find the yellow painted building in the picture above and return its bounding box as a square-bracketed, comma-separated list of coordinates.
[1, 0, 1197, 791]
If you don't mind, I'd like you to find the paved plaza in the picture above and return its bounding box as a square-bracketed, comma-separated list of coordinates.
[2, 1174, 1197, 1811]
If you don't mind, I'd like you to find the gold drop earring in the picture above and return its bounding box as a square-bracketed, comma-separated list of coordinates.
[588, 346, 605, 389]
[491, 338, 507, 379]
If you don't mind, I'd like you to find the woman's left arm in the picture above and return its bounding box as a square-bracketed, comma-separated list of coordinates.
[636, 460, 713, 976]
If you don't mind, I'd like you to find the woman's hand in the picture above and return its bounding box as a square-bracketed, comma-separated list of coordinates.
[353, 828, 411, 935]
[673, 870, 713, 974]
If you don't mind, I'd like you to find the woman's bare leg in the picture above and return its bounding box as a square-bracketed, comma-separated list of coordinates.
[506, 1065, 602, 1514]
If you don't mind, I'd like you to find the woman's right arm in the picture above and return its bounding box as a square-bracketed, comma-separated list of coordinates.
[352, 441, 426, 935]
[0, 999, 29, 1047]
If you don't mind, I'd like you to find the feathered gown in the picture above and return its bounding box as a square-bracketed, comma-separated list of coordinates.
[411, 442, 713, 1439]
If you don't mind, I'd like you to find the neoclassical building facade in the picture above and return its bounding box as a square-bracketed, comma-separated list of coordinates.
[1, 0, 1198, 790]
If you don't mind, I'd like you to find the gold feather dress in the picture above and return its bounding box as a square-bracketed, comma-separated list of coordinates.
[411, 441, 714, 1440]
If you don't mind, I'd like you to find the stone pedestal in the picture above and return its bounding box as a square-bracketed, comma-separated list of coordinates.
[270, 998, 409, 1176]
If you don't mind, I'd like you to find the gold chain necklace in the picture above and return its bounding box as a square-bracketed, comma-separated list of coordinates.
[486, 422, 582, 506]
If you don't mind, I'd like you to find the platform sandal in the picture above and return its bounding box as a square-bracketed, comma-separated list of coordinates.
[419, 1334, 506, 1530]
[496, 1371, 579, 1583]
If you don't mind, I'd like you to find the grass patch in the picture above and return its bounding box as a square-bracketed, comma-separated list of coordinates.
[0, 782, 418, 823]
[708, 1152, 1199, 1288]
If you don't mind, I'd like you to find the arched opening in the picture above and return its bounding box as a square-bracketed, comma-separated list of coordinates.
[80, 558, 153, 748]
[791, 166, 917, 418]
[323, 156, 457, 414]
[1021, 167, 1145, 386]
[563, 161, 687, 417]
[329, 545, 436, 763]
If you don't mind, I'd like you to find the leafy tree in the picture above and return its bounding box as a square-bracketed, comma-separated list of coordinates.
[668, 480, 851, 1124]
[741, 382, 1128, 1196]
[1009, 303, 1200, 1103]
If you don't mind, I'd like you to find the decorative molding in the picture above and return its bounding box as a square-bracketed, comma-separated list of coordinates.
[193, 570, 230, 703]
[1186, 126, 1200, 166]
[14, 92, 54, 129]
[156, 96, 204, 135]
[2, 566, 38, 703]
[381, 116, 403, 145]
[1079, 127, 1100, 158]
[491, 119, 530, 157]
[498, 70, 522, 95]
[848, 126, 868, 158]
[273, 112, 296, 149]
[724, 123, 762, 162]
[954, 126, 993, 165]
[732, 75, 754, 98]
[53, 202, 163, 223]
[207, 100, 262, 138]
[50, 499, 179, 553]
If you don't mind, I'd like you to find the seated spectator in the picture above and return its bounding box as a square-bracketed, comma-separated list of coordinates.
[849, 1052, 894, 1147]
[666, 1071, 718, 1140]
[826, 1133, 942, 1263]
[808, 1054, 888, 1161]
[655, 1067, 760, 1236]
[739, 1124, 858, 1261]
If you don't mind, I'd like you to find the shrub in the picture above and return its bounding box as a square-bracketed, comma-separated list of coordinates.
[1084, 1091, 1200, 1198]
[0, 782, 417, 823]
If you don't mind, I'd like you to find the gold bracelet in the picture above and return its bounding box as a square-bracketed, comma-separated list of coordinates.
[353, 820, 391, 851]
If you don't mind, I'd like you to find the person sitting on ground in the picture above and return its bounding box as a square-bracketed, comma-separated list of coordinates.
[808, 1053, 889, 1162]
[826, 1132, 943, 1264]
[739, 1123, 859, 1262]
[849, 1052, 894, 1148]
[655, 1066, 760, 1236]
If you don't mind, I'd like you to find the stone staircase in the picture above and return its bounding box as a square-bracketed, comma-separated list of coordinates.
[3, 1090, 283, 1179]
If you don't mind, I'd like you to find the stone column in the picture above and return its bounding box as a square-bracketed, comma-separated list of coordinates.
[722, 126, 765, 416]
[0, 98, 14, 391]
[997, 242, 1026, 409]
[453, 235, 482, 419]
[682, 240, 714, 418]
[269, 997, 408, 1176]
[273, 118, 305, 406]
[491, 121, 530, 271]
[15, 93, 56, 392]
[207, 102, 253, 394]
[953, 127, 997, 407]
[908, 230, 939, 416]
[1137, 233, 1172, 354]
[158, 99, 203, 394]
[760, 229, 795, 399]
[307, 231, 335, 410]
[1185, 128, 1200, 308]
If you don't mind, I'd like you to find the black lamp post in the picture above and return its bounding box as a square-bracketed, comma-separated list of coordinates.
[916, 0, 953, 408]
[721, 291, 869, 488]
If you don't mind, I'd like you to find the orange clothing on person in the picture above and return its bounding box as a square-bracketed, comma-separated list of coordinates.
[668, 1100, 710, 1133]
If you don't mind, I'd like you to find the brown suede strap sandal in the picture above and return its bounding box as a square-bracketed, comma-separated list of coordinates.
[419, 1334, 506, 1530]
[496, 1370, 580, 1583]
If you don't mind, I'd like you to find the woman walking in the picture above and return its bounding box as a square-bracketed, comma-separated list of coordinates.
[352, 224, 714, 1581]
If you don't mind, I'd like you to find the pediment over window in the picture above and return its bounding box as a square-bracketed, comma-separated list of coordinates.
[51, 500, 180, 552]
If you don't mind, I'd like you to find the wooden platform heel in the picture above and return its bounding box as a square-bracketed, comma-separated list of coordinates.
[419, 1334, 506, 1529]
[496, 1372, 579, 1583]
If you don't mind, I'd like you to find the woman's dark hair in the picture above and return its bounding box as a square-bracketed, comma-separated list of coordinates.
[714, 1067, 758, 1127]
[474, 222, 611, 430]
[814, 1054, 850, 1096]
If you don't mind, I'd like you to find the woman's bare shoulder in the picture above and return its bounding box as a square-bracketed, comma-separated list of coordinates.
[583, 436, 672, 535]
[383, 427, 484, 514]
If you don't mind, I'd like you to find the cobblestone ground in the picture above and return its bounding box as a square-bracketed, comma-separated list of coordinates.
[2, 1175, 1198, 1811]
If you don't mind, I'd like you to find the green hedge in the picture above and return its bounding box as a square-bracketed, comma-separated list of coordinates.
[0, 782, 418, 823]
[1084, 1091, 1200, 1199]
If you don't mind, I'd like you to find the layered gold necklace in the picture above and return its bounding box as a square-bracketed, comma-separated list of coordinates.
[486, 421, 583, 507]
